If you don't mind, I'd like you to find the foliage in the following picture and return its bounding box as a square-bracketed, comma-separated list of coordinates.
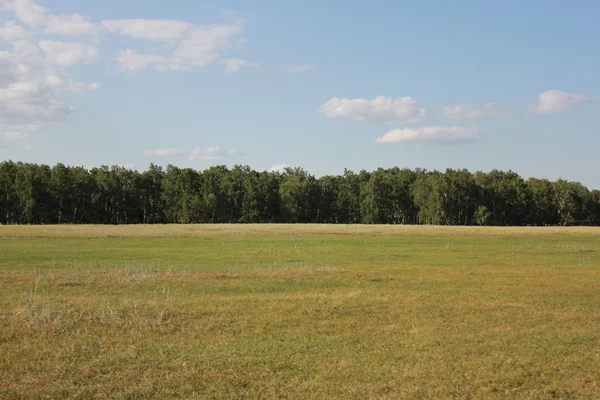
[0, 161, 599, 225]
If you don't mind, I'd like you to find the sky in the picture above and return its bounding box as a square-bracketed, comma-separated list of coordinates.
[0, 0, 599, 188]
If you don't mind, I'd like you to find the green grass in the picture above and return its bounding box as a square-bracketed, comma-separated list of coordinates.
[1, 225, 600, 399]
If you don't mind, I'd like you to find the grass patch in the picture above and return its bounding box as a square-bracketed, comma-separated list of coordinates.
[1, 225, 600, 398]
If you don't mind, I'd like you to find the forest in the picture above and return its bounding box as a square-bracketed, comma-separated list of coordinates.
[1, 160, 599, 226]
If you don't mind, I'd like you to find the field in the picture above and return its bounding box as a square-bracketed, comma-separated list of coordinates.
[1, 225, 600, 399]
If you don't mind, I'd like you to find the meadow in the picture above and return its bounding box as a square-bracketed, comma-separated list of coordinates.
[1, 225, 599, 399]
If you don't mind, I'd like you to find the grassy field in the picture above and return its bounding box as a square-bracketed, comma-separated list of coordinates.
[1, 225, 600, 399]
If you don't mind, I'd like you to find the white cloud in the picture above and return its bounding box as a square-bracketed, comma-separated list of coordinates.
[116, 50, 166, 72]
[0, 131, 28, 140]
[375, 126, 477, 146]
[24, 144, 32, 150]
[0, 0, 255, 139]
[320, 96, 427, 123]
[189, 146, 223, 160]
[9, 0, 46, 28]
[102, 19, 191, 41]
[11, 39, 38, 56]
[0, 49, 77, 132]
[0, 80, 73, 130]
[268, 164, 293, 173]
[39, 40, 98, 66]
[46, 14, 101, 37]
[143, 147, 239, 160]
[0, 21, 33, 41]
[443, 103, 504, 120]
[173, 23, 242, 58]
[221, 58, 258, 74]
[68, 81, 100, 92]
[119, 163, 136, 170]
[189, 146, 240, 161]
[169, 23, 243, 69]
[286, 64, 314, 73]
[143, 148, 186, 157]
[110, 21, 244, 73]
[533, 90, 590, 114]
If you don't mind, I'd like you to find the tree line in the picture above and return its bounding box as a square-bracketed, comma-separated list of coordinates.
[1, 160, 599, 226]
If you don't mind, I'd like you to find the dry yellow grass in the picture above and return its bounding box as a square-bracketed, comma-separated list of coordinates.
[2, 224, 600, 238]
[1, 225, 600, 399]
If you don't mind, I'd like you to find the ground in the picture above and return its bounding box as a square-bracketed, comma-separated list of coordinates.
[1, 225, 599, 399]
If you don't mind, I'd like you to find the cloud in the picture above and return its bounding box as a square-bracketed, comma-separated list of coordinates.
[143, 148, 186, 157]
[189, 146, 240, 161]
[144, 147, 240, 160]
[443, 104, 504, 120]
[111, 21, 245, 73]
[0, 1, 99, 136]
[221, 58, 258, 74]
[268, 164, 293, 173]
[286, 64, 314, 73]
[0, 20, 33, 41]
[11, 39, 38, 56]
[46, 14, 101, 37]
[102, 19, 191, 41]
[119, 163, 136, 170]
[375, 126, 478, 146]
[0, 131, 28, 140]
[68, 81, 100, 92]
[8, 0, 46, 28]
[24, 144, 32, 150]
[173, 23, 242, 58]
[533, 90, 590, 114]
[320, 96, 426, 123]
[39, 40, 98, 66]
[0, 0, 255, 139]
[0, 79, 74, 131]
[116, 50, 165, 72]
[0, 48, 81, 132]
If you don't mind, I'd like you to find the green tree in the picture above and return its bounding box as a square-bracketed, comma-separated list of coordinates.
[411, 169, 478, 226]
[526, 178, 559, 226]
[336, 169, 361, 223]
[553, 179, 590, 226]
[0, 160, 596, 227]
[241, 171, 281, 223]
[15, 163, 53, 224]
[71, 166, 96, 223]
[279, 167, 319, 223]
[474, 170, 529, 226]
[50, 163, 74, 223]
[474, 205, 491, 226]
[141, 163, 166, 223]
[0, 161, 20, 224]
[316, 175, 340, 223]
[161, 165, 184, 223]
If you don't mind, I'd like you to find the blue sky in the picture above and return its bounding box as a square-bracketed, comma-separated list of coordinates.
[0, 0, 598, 187]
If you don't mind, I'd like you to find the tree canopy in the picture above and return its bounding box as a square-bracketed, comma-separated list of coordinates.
[1, 160, 598, 226]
